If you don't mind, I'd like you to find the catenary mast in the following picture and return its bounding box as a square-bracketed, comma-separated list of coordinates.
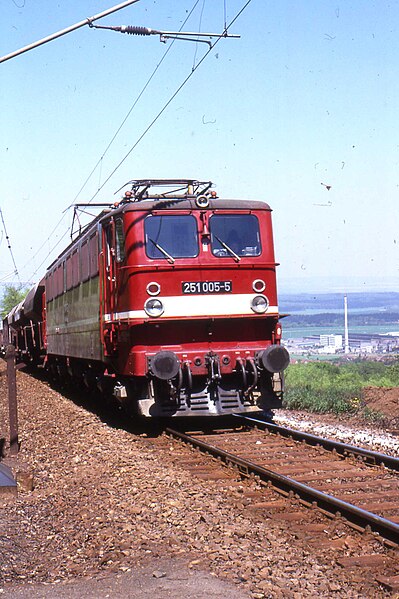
[344, 294, 350, 354]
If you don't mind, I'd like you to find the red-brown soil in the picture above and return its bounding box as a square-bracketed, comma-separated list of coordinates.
[362, 387, 399, 427]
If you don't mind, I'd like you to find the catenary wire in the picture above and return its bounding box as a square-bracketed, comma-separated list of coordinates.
[20, 1, 202, 283]
[88, 0, 253, 203]
[71, 0, 202, 208]
[18, 211, 70, 274]
[192, 0, 206, 70]
[22, 0, 252, 282]
[27, 226, 72, 281]
[0, 206, 21, 285]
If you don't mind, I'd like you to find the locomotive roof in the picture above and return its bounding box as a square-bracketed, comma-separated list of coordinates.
[48, 196, 271, 270]
[115, 197, 272, 213]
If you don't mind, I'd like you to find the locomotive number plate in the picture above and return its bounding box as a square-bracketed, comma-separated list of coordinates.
[182, 281, 232, 294]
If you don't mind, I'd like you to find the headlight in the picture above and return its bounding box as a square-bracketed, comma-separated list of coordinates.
[144, 298, 164, 317]
[251, 295, 269, 314]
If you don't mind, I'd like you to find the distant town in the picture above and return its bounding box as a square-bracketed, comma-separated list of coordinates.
[285, 331, 399, 356]
[280, 291, 399, 357]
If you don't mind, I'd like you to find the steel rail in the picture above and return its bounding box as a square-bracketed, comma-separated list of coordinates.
[166, 427, 399, 546]
[234, 414, 399, 471]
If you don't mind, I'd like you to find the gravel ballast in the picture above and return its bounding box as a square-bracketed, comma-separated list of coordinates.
[273, 411, 399, 457]
[0, 363, 397, 598]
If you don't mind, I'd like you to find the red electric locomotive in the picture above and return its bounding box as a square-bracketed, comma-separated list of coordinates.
[4, 180, 289, 417]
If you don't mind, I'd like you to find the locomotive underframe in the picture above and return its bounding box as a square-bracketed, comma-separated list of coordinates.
[38, 353, 283, 418]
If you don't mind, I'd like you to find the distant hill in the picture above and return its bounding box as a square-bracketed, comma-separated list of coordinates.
[278, 276, 398, 294]
[279, 292, 399, 314]
[279, 292, 399, 329]
[283, 311, 399, 329]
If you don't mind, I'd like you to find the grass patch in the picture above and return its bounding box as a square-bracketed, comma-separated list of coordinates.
[283, 360, 399, 414]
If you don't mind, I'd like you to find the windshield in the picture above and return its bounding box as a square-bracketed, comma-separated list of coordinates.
[145, 215, 199, 259]
[210, 214, 261, 257]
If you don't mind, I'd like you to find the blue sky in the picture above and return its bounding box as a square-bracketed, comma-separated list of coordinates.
[1, 0, 398, 293]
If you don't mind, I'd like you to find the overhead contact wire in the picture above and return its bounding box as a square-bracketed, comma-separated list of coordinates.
[24, 0, 252, 281]
[24, 3, 201, 281]
[89, 0, 253, 201]
[0, 207, 21, 284]
[20, 211, 70, 272]
[28, 226, 71, 280]
[23, 3, 202, 281]
[192, 0, 206, 70]
[73, 0, 202, 206]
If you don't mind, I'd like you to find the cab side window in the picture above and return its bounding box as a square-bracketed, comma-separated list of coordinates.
[115, 218, 126, 263]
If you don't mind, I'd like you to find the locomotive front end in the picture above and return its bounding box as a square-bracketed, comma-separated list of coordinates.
[102, 181, 289, 418]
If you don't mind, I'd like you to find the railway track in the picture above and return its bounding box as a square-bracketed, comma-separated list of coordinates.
[165, 416, 399, 548]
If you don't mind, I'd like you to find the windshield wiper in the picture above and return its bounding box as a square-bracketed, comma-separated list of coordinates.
[148, 238, 175, 264]
[214, 235, 241, 262]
